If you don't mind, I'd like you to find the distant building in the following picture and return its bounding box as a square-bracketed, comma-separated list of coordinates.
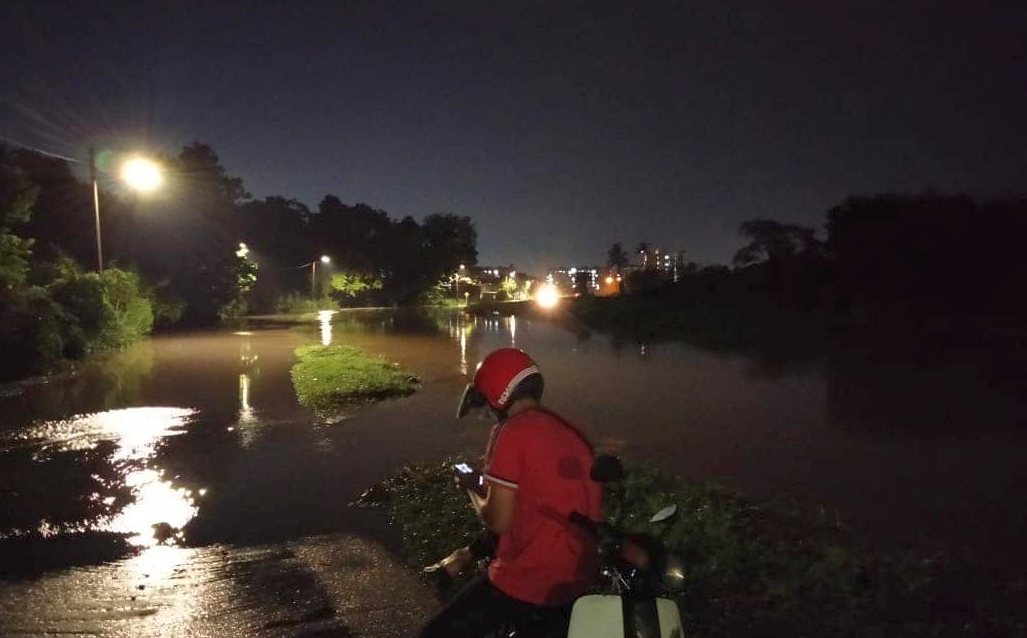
[546, 267, 601, 294]
[641, 248, 687, 282]
[471, 265, 534, 300]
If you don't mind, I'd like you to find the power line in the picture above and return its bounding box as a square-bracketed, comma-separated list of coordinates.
[0, 134, 81, 163]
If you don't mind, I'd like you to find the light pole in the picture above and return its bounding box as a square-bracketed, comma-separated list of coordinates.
[89, 148, 163, 272]
[310, 255, 330, 299]
[454, 263, 465, 298]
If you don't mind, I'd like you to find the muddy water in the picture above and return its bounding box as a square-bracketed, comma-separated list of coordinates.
[1, 308, 1025, 635]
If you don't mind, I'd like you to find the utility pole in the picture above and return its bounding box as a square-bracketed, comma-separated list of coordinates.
[89, 147, 103, 272]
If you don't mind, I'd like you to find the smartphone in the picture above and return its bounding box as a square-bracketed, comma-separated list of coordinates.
[453, 463, 486, 495]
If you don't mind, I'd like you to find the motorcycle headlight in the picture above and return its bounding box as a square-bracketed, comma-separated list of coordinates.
[661, 553, 686, 593]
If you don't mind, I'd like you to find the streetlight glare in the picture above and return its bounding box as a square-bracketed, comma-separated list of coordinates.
[320, 255, 331, 264]
[121, 157, 163, 192]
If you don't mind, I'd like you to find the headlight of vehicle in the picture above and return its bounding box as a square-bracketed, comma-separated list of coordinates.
[661, 553, 686, 592]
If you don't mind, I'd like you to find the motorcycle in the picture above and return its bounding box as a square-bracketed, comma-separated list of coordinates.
[474, 454, 686, 638]
[564, 454, 686, 638]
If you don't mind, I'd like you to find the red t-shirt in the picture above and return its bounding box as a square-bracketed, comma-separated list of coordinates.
[484, 408, 602, 606]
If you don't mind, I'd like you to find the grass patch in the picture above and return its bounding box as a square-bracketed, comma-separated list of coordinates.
[290, 344, 418, 414]
[353, 459, 1023, 638]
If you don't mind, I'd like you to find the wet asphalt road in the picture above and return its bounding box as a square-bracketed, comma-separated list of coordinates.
[0, 534, 436, 637]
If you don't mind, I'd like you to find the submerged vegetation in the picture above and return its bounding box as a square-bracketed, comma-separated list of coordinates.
[354, 460, 1023, 638]
[289, 344, 419, 414]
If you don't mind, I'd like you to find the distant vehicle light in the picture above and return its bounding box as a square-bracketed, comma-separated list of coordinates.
[535, 284, 560, 309]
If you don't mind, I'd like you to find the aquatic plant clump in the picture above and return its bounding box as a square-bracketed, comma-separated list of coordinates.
[290, 344, 419, 413]
[354, 460, 1022, 638]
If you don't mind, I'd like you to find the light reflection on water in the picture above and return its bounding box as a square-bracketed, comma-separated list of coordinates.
[234, 332, 265, 447]
[319, 310, 336, 345]
[109, 469, 198, 546]
[0, 407, 202, 546]
[2, 407, 193, 459]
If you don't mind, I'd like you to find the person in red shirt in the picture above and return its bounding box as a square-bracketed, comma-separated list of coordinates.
[418, 348, 602, 638]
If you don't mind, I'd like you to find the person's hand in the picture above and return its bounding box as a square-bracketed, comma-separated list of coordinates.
[453, 465, 484, 494]
[455, 471, 480, 492]
[423, 546, 474, 580]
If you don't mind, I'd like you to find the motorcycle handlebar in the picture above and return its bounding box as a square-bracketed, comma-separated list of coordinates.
[568, 511, 599, 539]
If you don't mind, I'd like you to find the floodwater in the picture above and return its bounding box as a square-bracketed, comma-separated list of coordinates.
[1, 308, 1025, 635]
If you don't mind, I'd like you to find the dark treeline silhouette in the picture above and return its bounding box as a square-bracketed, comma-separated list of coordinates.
[826, 194, 1026, 321]
[0, 142, 477, 381]
[10, 143, 477, 320]
[580, 193, 1026, 350]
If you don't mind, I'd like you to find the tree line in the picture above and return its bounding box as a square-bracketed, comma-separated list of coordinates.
[0, 142, 478, 381]
[604, 193, 1026, 326]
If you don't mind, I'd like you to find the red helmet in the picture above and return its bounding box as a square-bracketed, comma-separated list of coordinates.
[456, 348, 541, 418]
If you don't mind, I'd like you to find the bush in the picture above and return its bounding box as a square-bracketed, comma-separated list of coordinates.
[0, 287, 65, 381]
[99, 269, 153, 348]
[47, 263, 153, 353]
[47, 265, 106, 356]
[146, 279, 185, 329]
[275, 292, 338, 314]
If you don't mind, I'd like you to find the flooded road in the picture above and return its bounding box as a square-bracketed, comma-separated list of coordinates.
[1, 308, 1025, 635]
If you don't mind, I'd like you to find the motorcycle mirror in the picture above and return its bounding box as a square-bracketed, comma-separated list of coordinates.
[649, 504, 678, 524]
[590, 454, 625, 483]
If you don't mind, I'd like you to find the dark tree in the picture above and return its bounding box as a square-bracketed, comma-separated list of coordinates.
[732, 219, 821, 269]
[0, 146, 38, 290]
[607, 242, 629, 273]
[381, 215, 427, 303]
[154, 143, 253, 324]
[309, 196, 392, 274]
[827, 194, 1027, 317]
[421, 213, 478, 286]
[12, 149, 94, 267]
[236, 196, 311, 312]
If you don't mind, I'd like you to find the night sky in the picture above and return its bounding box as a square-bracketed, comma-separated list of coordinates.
[2, 1, 1024, 273]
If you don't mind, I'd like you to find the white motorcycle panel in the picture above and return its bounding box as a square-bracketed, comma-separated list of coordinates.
[567, 594, 685, 638]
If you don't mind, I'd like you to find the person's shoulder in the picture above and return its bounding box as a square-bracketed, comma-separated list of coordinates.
[507, 408, 562, 429]
[507, 409, 584, 440]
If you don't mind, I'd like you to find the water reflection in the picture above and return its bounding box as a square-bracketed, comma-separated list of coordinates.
[236, 372, 268, 449]
[318, 310, 336, 345]
[460, 323, 469, 375]
[442, 312, 477, 375]
[0, 407, 201, 547]
[109, 469, 198, 546]
[233, 332, 266, 447]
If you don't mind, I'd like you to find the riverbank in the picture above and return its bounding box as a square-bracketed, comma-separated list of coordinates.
[354, 459, 1026, 638]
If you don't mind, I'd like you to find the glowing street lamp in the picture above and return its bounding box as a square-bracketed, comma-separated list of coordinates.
[310, 255, 330, 298]
[454, 263, 466, 297]
[121, 157, 163, 192]
[89, 148, 163, 272]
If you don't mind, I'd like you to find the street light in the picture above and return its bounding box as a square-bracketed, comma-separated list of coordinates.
[454, 263, 465, 297]
[310, 255, 330, 299]
[89, 148, 163, 272]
